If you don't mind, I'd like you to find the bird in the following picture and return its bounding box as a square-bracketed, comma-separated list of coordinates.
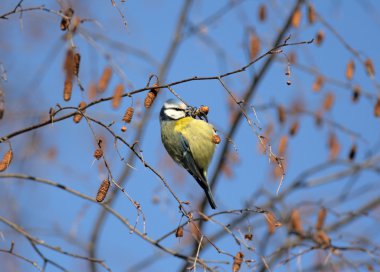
[159, 99, 218, 209]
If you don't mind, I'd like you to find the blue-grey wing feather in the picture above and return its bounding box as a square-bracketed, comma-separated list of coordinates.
[179, 134, 208, 188]
[178, 132, 217, 209]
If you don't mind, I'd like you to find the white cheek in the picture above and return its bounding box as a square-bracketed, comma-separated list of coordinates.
[165, 109, 185, 119]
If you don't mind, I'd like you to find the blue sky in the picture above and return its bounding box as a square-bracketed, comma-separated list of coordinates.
[1, 0, 380, 271]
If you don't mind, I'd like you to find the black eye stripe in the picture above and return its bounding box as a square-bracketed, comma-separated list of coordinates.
[166, 107, 184, 111]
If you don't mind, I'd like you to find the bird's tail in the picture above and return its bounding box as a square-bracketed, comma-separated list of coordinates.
[204, 187, 217, 209]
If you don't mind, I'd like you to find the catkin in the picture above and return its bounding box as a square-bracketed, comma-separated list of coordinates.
[322, 92, 334, 111]
[258, 4, 266, 22]
[73, 102, 86, 123]
[98, 67, 113, 93]
[73, 53, 81, 76]
[277, 105, 286, 124]
[96, 179, 110, 202]
[122, 107, 134, 123]
[144, 83, 160, 109]
[312, 75, 324, 92]
[346, 60, 355, 80]
[290, 209, 303, 234]
[249, 34, 260, 60]
[0, 150, 13, 172]
[64, 48, 75, 79]
[63, 48, 76, 101]
[232, 252, 244, 272]
[175, 226, 184, 238]
[307, 4, 316, 24]
[112, 84, 124, 109]
[316, 207, 327, 230]
[289, 121, 299, 136]
[291, 8, 302, 28]
[63, 79, 73, 101]
[365, 58, 375, 77]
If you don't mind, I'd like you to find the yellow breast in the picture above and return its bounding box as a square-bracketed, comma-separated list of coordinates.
[174, 117, 193, 132]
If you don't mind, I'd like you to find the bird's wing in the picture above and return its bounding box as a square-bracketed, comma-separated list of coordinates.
[179, 134, 209, 191]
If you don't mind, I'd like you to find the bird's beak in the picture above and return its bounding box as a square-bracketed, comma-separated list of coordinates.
[185, 106, 194, 117]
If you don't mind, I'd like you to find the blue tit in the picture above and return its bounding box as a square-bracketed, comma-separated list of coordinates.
[159, 99, 217, 209]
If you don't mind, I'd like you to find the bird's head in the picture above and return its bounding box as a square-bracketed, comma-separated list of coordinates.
[160, 99, 209, 122]
[160, 99, 188, 121]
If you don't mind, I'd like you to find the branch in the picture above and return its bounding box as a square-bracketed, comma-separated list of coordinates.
[0, 174, 216, 270]
[181, 0, 307, 269]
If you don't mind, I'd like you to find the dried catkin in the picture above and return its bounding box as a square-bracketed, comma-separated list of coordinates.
[112, 84, 124, 109]
[277, 105, 286, 124]
[175, 226, 184, 238]
[249, 34, 260, 60]
[290, 209, 303, 234]
[291, 8, 302, 28]
[63, 79, 73, 101]
[232, 252, 244, 272]
[345, 60, 355, 80]
[258, 4, 266, 22]
[307, 4, 316, 24]
[122, 107, 134, 123]
[0, 150, 13, 172]
[316, 207, 327, 230]
[364, 58, 375, 77]
[73, 102, 86, 123]
[98, 67, 113, 93]
[144, 83, 160, 109]
[73, 53, 81, 76]
[96, 179, 110, 202]
[289, 121, 299, 136]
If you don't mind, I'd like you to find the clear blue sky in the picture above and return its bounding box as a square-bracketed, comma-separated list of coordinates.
[0, 0, 379, 271]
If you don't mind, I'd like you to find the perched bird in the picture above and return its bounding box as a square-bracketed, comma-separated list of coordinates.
[159, 99, 218, 209]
